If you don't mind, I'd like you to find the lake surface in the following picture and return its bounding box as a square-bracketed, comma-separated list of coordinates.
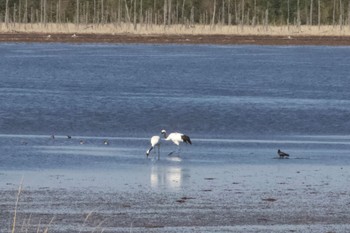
[2, 42, 350, 232]
[1, 43, 350, 174]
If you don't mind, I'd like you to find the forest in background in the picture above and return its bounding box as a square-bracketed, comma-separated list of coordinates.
[0, 0, 350, 28]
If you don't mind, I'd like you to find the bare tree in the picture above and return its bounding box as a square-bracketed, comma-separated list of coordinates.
[13, 3, 16, 24]
[168, 0, 172, 25]
[339, 0, 343, 29]
[310, 0, 313, 25]
[333, 0, 336, 26]
[85, 1, 90, 24]
[55, 1, 59, 23]
[124, 0, 131, 25]
[134, 0, 137, 30]
[140, 0, 143, 26]
[175, 0, 179, 24]
[211, 0, 216, 26]
[297, 0, 300, 27]
[222, 0, 225, 25]
[252, 0, 256, 26]
[190, 5, 194, 26]
[348, 0, 350, 29]
[24, 0, 28, 23]
[235, 0, 238, 24]
[181, 0, 185, 24]
[318, 0, 321, 29]
[241, 0, 244, 26]
[40, 0, 43, 23]
[36, 9, 39, 24]
[18, 0, 21, 23]
[163, 0, 167, 26]
[305, 0, 308, 25]
[44, 0, 47, 25]
[31, 7, 34, 24]
[287, 0, 290, 29]
[118, 0, 121, 25]
[265, 8, 268, 31]
[93, 0, 96, 23]
[154, 0, 157, 24]
[228, 0, 232, 25]
[101, 0, 105, 24]
[76, 0, 79, 25]
[5, 0, 9, 27]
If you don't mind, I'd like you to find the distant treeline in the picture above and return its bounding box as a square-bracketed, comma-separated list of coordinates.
[0, 0, 350, 27]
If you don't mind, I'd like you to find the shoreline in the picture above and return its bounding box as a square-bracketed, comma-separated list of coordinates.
[1, 33, 350, 45]
[2, 23, 350, 45]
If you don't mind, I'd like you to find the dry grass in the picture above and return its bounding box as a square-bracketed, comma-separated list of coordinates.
[79, 211, 94, 233]
[7, 184, 103, 233]
[11, 177, 23, 233]
[1, 23, 350, 36]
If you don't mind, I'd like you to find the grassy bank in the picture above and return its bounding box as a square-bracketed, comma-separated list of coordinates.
[1, 23, 350, 36]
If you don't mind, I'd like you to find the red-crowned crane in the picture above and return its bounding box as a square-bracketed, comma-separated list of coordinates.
[161, 130, 192, 145]
[161, 130, 191, 155]
[146, 135, 161, 160]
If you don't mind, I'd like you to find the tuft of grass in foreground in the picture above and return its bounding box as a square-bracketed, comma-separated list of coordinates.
[11, 177, 23, 233]
[7, 182, 112, 233]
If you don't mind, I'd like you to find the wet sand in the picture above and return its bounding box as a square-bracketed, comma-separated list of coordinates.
[1, 164, 350, 232]
[1, 33, 350, 45]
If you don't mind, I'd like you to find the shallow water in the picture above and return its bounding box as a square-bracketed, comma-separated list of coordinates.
[1, 43, 350, 181]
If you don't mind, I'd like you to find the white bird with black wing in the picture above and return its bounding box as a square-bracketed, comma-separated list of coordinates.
[161, 129, 191, 155]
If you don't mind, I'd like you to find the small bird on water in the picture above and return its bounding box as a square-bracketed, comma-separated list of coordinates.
[278, 149, 289, 158]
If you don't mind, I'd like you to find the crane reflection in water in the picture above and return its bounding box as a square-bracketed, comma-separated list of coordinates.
[150, 165, 189, 189]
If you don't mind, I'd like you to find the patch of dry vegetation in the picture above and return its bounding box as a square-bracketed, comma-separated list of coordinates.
[1, 23, 350, 36]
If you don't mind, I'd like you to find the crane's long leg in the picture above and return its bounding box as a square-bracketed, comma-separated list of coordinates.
[168, 151, 175, 156]
[168, 147, 181, 157]
[176, 146, 181, 155]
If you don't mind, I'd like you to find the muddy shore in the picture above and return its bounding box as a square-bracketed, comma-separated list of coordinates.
[1, 33, 350, 45]
[1, 164, 350, 233]
[1, 187, 349, 233]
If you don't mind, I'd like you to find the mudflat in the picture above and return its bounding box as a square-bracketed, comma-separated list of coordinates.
[1, 164, 350, 232]
[1, 33, 350, 45]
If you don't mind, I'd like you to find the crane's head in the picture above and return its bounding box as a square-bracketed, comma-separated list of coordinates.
[161, 129, 166, 135]
[146, 150, 150, 157]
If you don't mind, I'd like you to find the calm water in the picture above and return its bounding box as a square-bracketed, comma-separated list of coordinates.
[1, 43, 350, 170]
